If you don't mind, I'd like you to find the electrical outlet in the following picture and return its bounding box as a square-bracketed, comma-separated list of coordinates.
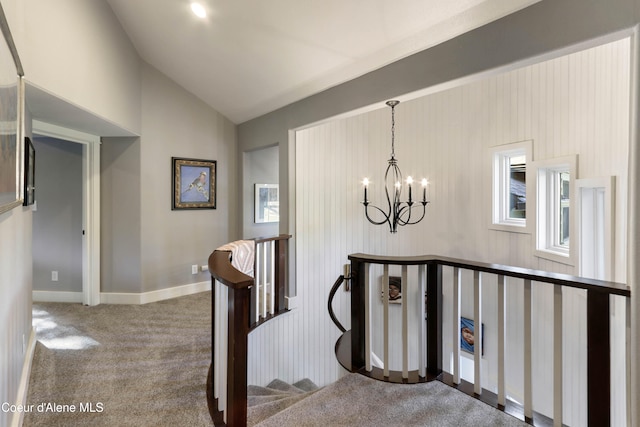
[191, 265, 198, 275]
[51, 271, 58, 281]
[201, 265, 209, 272]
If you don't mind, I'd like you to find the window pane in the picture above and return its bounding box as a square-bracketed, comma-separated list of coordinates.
[509, 156, 526, 219]
[559, 171, 570, 246]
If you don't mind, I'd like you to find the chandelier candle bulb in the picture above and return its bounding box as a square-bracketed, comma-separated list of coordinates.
[421, 178, 427, 203]
[362, 178, 369, 203]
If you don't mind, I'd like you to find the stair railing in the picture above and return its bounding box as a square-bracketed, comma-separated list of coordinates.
[207, 234, 291, 426]
[251, 235, 290, 327]
[331, 253, 630, 426]
[328, 275, 347, 333]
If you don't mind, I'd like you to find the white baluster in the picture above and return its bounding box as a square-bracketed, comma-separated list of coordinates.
[383, 264, 390, 378]
[497, 275, 506, 405]
[402, 265, 409, 380]
[255, 243, 261, 320]
[262, 242, 267, 317]
[418, 265, 427, 378]
[524, 279, 533, 420]
[553, 285, 563, 426]
[473, 270, 482, 395]
[626, 296, 632, 426]
[220, 285, 228, 423]
[270, 240, 275, 315]
[365, 263, 372, 372]
[453, 267, 461, 385]
[214, 280, 221, 402]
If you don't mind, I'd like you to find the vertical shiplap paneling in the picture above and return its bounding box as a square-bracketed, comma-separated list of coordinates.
[246, 38, 630, 427]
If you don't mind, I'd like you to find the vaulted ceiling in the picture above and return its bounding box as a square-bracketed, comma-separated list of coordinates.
[106, 0, 538, 124]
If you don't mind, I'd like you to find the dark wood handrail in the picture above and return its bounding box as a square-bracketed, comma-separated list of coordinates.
[207, 236, 291, 427]
[348, 253, 630, 296]
[343, 253, 630, 426]
[209, 250, 254, 289]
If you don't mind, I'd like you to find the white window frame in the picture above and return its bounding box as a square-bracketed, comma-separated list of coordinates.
[533, 155, 577, 265]
[575, 176, 615, 280]
[490, 140, 533, 233]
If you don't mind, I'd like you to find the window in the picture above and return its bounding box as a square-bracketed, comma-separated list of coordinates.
[490, 141, 532, 233]
[534, 156, 577, 264]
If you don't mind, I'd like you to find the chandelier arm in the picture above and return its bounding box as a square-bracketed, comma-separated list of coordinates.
[363, 203, 393, 227]
[396, 202, 413, 225]
[396, 202, 429, 226]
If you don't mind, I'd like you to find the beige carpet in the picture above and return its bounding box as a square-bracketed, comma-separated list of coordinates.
[25, 291, 528, 426]
[25, 292, 213, 426]
[247, 375, 528, 427]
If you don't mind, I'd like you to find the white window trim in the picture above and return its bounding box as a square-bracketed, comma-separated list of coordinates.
[575, 176, 616, 280]
[533, 155, 578, 266]
[489, 140, 533, 234]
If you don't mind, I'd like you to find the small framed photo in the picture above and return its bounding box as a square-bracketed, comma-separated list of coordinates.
[460, 317, 484, 355]
[172, 157, 216, 210]
[380, 276, 402, 304]
[254, 183, 279, 223]
[23, 137, 35, 206]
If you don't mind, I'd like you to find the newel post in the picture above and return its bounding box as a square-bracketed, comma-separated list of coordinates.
[587, 290, 610, 426]
[225, 285, 251, 427]
[274, 238, 287, 313]
[426, 262, 442, 377]
[350, 258, 366, 371]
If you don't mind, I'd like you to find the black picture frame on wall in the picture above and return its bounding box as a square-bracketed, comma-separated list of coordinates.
[23, 137, 34, 206]
[172, 157, 217, 210]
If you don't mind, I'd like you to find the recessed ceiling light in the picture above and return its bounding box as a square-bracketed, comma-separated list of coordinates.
[191, 2, 206, 18]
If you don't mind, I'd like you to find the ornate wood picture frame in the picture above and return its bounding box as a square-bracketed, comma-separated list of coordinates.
[172, 157, 217, 210]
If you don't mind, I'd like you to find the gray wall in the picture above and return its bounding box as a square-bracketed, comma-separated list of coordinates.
[138, 63, 238, 293]
[101, 137, 142, 293]
[100, 64, 239, 295]
[0, 114, 32, 427]
[4, 0, 142, 135]
[243, 145, 279, 238]
[32, 137, 83, 292]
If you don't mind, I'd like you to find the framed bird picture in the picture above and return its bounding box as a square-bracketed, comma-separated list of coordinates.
[172, 157, 216, 210]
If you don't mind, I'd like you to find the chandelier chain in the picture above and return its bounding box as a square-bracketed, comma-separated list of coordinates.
[390, 103, 395, 159]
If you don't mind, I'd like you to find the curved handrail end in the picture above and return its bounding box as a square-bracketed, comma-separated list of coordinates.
[208, 250, 254, 289]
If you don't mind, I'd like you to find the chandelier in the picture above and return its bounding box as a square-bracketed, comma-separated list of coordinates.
[362, 100, 429, 233]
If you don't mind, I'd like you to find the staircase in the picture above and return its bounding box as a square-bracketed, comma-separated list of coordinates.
[209, 241, 631, 426]
[247, 374, 529, 427]
[247, 379, 320, 426]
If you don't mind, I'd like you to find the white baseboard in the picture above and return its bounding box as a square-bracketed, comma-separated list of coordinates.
[11, 328, 36, 427]
[101, 281, 211, 305]
[32, 282, 212, 305]
[32, 291, 83, 303]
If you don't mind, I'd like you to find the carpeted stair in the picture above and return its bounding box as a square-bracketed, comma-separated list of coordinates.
[247, 378, 321, 426]
[248, 374, 529, 427]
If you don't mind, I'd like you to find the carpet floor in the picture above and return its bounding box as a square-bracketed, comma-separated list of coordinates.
[24, 292, 213, 426]
[24, 291, 528, 426]
[248, 374, 528, 427]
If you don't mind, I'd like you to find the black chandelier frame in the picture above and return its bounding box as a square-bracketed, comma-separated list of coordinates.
[362, 100, 429, 233]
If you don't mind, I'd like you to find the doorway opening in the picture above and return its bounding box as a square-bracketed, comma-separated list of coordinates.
[32, 120, 100, 306]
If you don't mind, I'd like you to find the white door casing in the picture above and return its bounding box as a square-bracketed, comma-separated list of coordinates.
[32, 120, 101, 306]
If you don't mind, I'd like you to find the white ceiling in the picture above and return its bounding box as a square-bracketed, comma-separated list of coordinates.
[105, 0, 538, 124]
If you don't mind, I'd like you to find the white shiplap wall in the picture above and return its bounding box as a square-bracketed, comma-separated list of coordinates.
[248, 37, 630, 425]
